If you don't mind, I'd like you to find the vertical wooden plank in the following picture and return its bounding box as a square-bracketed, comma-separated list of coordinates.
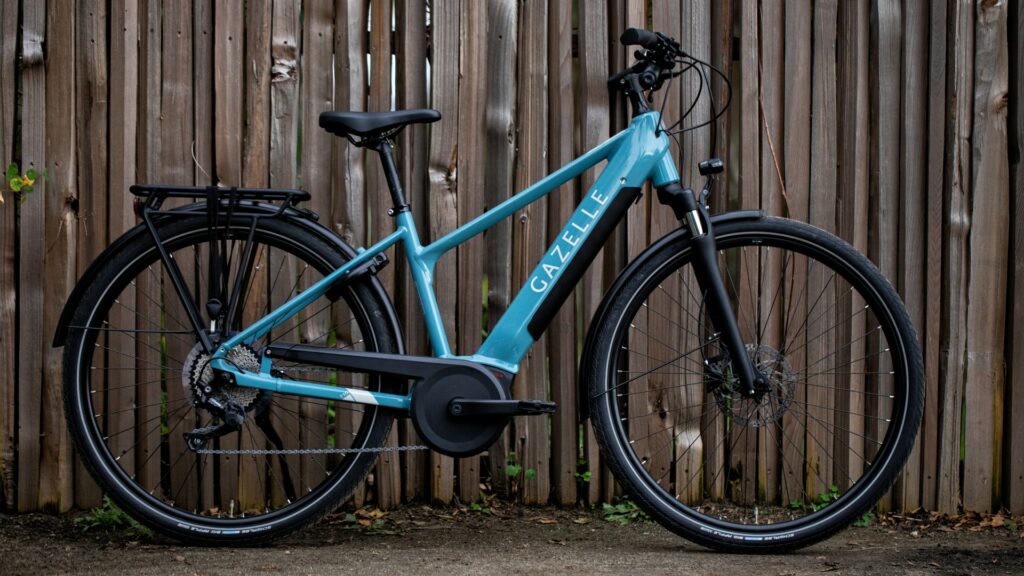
[867, 0, 902, 514]
[620, 0, 649, 509]
[807, 0, 838, 506]
[395, 0, 428, 503]
[937, 0, 973, 514]
[37, 0, 76, 512]
[298, 0, 334, 503]
[237, 0, 272, 514]
[215, 0, 243, 187]
[365, 0, 401, 509]
[213, 0, 247, 510]
[897, 0, 928, 512]
[195, 0, 215, 188]
[833, 0, 870, 501]
[17, 0, 46, 511]
[0, 0, 14, 165]
[732, 0, 759, 505]
[427, 0, 458, 504]
[332, 0, 369, 507]
[108, 0, 140, 513]
[0, 0, 16, 510]
[243, 0, 272, 191]
[782, 0, 816, 511]
[161, 0, 198, 511]
[599, 0, 627, 506]
[546, 0, 576, 507]
[575, 0, 607, 505]
[758, 0, 784, 505]
[962, 0, 1010, 514]
[192, 0, 221, 511]
[709, 0, 732, 201]
[512, 0, 549, 505]
[482, 0, 517, 498]
[456, 0, 486, 505]
[667, 0, 698, 507]
[268, 0, 302, 508]
[75, 0, 113, 513]
[1007, 0, 1024, 515]
[922, 0, 948, 513]
[163, 2, 195, 186]
[131, 0, 163, 505]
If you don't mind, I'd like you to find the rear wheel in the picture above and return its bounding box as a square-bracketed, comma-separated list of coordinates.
[63, 214, 400, 544]
[587, 217, 923, 552]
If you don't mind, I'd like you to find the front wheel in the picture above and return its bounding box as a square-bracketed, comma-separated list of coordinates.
[586, 216, 923, 552]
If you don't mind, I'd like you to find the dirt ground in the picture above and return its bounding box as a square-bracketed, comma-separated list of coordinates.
[1, 505, 1022, 576]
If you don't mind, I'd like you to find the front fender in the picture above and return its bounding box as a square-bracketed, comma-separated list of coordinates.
[52, 202, 404, 354]
[577, 210, 762, 419]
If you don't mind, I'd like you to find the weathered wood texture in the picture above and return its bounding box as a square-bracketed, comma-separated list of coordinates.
[0, 0, 16, 510]
[1007, 0, 1024, 515]
[426, 0, 459, 504]
[0, 0, 1019, 515]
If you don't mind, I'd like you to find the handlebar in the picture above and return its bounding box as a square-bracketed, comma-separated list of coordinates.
[620, 28, 660, 49]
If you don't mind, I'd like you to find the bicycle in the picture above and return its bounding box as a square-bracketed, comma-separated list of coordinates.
[55, 29, 922, 552]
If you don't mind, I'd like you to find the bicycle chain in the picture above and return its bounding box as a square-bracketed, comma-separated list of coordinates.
[194, 444, 429, 456]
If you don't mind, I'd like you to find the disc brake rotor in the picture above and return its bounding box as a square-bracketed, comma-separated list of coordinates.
[710, 343, 796, 427]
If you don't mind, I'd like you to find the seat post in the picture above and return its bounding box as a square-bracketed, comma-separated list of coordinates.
[373, 140, 409, 215]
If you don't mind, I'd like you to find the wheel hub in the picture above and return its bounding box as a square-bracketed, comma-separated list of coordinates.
[708, 343, 796, 427]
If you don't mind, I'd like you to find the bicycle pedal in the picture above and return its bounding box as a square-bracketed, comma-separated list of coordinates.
[448, 399, 557, 417]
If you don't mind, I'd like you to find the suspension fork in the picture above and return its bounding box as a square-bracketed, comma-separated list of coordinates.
[656, 182, 766, 396]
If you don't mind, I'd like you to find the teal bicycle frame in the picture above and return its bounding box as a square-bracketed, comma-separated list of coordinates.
[212, 111, 680, 411]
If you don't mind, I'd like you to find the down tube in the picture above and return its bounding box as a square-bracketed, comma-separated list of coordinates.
[475, 113, 678, 372]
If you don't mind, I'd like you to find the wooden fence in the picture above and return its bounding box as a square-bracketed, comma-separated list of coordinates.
[0, 0, 1021, 515]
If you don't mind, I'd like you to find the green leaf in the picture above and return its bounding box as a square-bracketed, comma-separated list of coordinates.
[9, 178, 21, 192]
[21, 185, 32, 194]
[25, 168, 37, 180]
[524, 468, 537, 480]
[6, 163, 17, 181]
[505, 464, 522, 477]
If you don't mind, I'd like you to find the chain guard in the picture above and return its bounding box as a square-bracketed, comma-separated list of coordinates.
[410, 364, 510, 457]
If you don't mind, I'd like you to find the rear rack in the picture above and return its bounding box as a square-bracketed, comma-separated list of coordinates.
[130, 184, 311, 204]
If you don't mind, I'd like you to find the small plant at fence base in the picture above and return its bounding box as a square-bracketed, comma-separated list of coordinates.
[789, 483, 842, 513]
[2, 163, 45, 206]
[505, 452, 537, 499]
[852, 512, 873, 527]
[74, 496, 152, 537]
[602, 498, 650, 524]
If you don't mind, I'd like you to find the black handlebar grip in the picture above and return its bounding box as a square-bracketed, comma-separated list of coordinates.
[620, 28, 659, 48]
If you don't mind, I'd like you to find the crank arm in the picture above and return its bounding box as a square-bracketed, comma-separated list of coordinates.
[448, 399, 556, 417]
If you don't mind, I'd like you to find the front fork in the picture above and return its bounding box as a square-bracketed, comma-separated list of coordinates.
[657, 181, 766, 396]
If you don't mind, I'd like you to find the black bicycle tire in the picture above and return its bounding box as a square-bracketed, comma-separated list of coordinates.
[63, 214, 401, 545]
[586, 216, 924, 553]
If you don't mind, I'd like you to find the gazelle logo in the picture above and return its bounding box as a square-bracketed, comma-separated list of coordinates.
[529, 187, 611, 292]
